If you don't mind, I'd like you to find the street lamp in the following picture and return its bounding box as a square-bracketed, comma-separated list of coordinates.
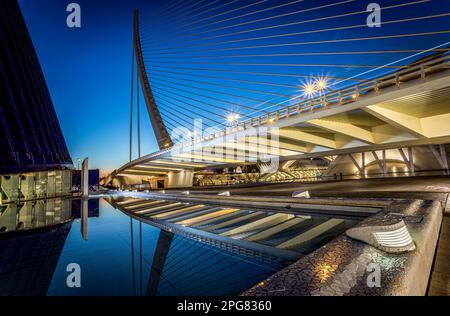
[303, 82, 317, 98]
[226, 113, 239, 125]
[316, 78, 328, 91]
[302, 77, 329, 100]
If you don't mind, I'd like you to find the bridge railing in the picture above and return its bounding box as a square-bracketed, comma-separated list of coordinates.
[236, 53, 450, 131]
[160, 53, 450, 154]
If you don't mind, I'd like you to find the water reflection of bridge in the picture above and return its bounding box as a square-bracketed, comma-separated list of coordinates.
[139, 229, 279, 296]
[109, 196, 367, 295]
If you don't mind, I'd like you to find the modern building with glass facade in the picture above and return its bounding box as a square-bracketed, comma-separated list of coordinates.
[0, 0, 73, 204]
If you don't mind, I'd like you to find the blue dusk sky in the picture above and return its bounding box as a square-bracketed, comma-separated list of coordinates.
[18, 0, 450, 175]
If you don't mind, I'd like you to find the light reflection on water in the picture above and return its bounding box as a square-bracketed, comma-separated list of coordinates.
[0, 197, 359, 296]
[0, 199, 278, 296]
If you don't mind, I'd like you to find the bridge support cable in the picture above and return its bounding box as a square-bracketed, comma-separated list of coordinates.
[161, 251, 229, 285]
[153, 91, 228, 127]
[162, 115, 201, 135]
[147, 72, 296, 98]
[163, 237, 192, 263]
[174, 0, 271, 33]
[145, 65, 363, 107]
[163, 119, 180, 133]
[158, 107, 196, 130]
[147, 29, 450, 57]
[156, 96, 224, 126]
[142, 32, 450, 124]
[157, 102, 219, 130]
[163, 248, 228, 283]
[145, 63, 369, 86]
[183, 254, 274, 295]
[146, 45, 448, 117]
[167, 0, 232, 24]
[138, 0, 449, 115]
[152, 85, 247, 118]
[155, 96, 225, 128]
[143, 48, 450, 61]
[146, 66, 366, 87]
[158, 107, 198, 132]
[172, 0, 217, 19]
[159, 237, 197, 271]
[177, 0, 305, 34]
[148, 74, 284, 107]
[160, 0, 185, 16]
[148, 60, 403, 69]
[170, 0, 228, 26]
[141, 0, 433, 46]
[153, 92, 228, 127]
[162, 242, 217, 276]
[147, 11, 450, 53]
[155, 88, 232, 119]
[140, 232, 184, 296]
[160, 232, 255, 280]
[163, 236, 268, 283]
[139, 0, 231, 41]
[142, 0, 315, 43]
[150, 80, 269, 115]
[145, 63, 386, 80]
[167, 0, 198, 16]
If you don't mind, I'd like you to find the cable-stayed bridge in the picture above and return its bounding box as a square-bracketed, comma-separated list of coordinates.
[104, 0, 450, 188]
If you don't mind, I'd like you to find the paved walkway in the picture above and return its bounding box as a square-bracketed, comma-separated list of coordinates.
[428, 215, 450, 296]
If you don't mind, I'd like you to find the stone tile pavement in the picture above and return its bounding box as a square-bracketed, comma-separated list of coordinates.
[243, 199, 442, 296]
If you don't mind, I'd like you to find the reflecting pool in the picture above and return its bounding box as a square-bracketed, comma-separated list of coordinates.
[0, 197, 360, 296]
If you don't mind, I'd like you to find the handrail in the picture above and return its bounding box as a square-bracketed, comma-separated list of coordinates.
[237, 54, 450, 131]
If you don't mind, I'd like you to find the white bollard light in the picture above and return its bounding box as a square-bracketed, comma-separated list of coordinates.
[292, 191, 311, 198]
[346, 220, 415, 253]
